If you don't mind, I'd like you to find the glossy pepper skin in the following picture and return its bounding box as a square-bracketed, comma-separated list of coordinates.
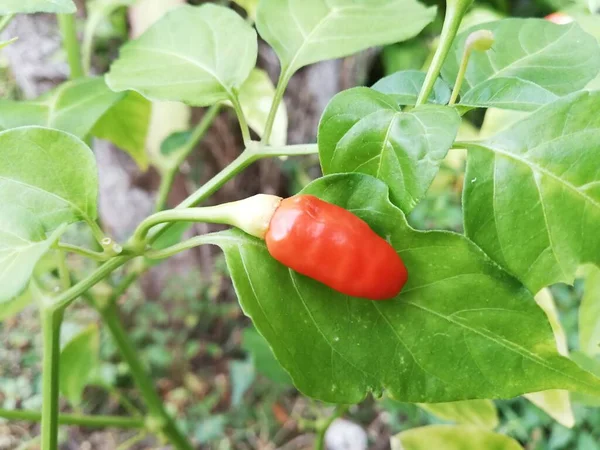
[265, 195, 408, 300]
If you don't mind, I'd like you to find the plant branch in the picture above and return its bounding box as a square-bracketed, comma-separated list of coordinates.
[0, 14, 14, 33]
[55, 242, 109, 261]
[145, 233, 220, 260]
[262, 67, 291, 145]
[230, 91, 251, 145]
[40, 307, 65, 450]
[97, 302, 194, 450]
[58, 14, 84, 79]
[0, 408, 144, 429]
[416, 0, 473, 106]
[155, 104, 222, 211]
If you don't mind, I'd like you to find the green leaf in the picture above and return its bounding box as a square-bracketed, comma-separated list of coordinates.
[462, 91, 600, 294]
[0, 126, 99, 231]
[318, 88, 460, 212]
[234, 68, 288, 146]
[242, 327, 292, 385]
[391, 425, 523, 450]
[0, 0, 75, 14]
[0, 205, 66, 304]
[92, 91, 151, 170]
[581, 265, 600, 356]
[571, 351, 600, 406]
[232, 0, 258, 20]
[524, 289, 574, 428]
[441, 19, 600, 111]
[0, 77, 125, 138]
[106, 4, 257, 106]
[256, 0, 436, 80]
[59, 324, 100, 407]
[372, 70, 451, 106]
[418, 400, 498, 429]
[0, 38, 18, 50]
[229, 358, 255, 407]
[0, 289, 33, 322]
[205, 174, 600, 403]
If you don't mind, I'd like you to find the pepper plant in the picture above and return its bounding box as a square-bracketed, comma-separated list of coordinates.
[1, 0, 600, 448]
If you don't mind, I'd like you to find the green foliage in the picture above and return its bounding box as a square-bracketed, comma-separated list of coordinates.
[418, 400, 498, 429]
[580, 265, 600, 356]
[229, 358, 255, 407]
[206, 174, 600, 403]
[106, 4, 257, 106]
[0, 78, 124, 138]
[462, 91, 600, 293]
[232, 0, 258, 20]
[441, 19, 600, 110]
[59, 324, 100, 406]
[0, 127, 98, 231]
[391, 425, 523, 450]
[319, 88, 460, 212]
[92, 91, 151, 170]
[242, 327, 292, 385]
[256, 0, 436, 79]
[372, 70, 451, 106]
[0, 207, 65, 304]
[0, 0, 75, 14]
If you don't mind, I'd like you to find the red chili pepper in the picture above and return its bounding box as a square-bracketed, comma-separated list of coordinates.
[265, 195, 408, 300]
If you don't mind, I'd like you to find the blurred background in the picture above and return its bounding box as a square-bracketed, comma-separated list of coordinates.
[1, 0, 599, 448]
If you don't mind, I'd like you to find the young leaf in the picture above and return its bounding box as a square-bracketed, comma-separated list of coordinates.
[0, 77, 125, 138]
[256, 0, 436, 81]
[92, 91, 151, 170]
[441, 19, 600, 111]
[318, 88, 460, 213]
[203, 174, 600, 403]
[106, 4, 257, 106]
[418, 400, 498, 429]
[234, 68, 288, 146]
[0, 288, 33, 322]
[571, 351, 600, 407]
[59, 324, 100, 407]
[0, 127, 99, 231]
[0, 38, 18, 50]
[580, 265, 600, 356]
[229, 358, 255, 407]
[462, 91, 600, 294]
[0, 0, 75, 14]
[372, 70, 451, 106]
[391, 425, 522, 450]
[524, 289, 574, 428]
[0, 205, 66, 304]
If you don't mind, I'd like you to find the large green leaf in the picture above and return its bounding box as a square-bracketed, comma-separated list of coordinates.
[256, 0, 436, 81]
[0, 205, 65, 304]
[372, 70, 451, 106]
[418, 400, 498, 429]
[580, 265, 600, 356]
[318, 88, 460, 212]
[60, 324, 100, 407]
[462, 91, 600, 294]
[234, 68, 288, 146]
[0, 0, 75, 14]
[391, 425, 523, 450]
[202, 174, 600, 403]
[92, 91, 151, 170]
[0, 78, 124, 138]
[441, 19, 600, 111]
[106, 4, 257, 106]
[0, 127, 98, 231]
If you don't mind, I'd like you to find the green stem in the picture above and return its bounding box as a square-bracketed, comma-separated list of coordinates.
[0, 408, 144, 429]
[108, 269, 144, 305]
[58, 14, 84, 80]
[314, 405, 350, 450]
[0, 14, 14, 33]
[57, 251, 71, 290]
[55, 242, 109, 261]
[415, 0, 473, 106]
[155, 104, 222, 212]
[145, 233, 220, 260]
[261, 67, 291, 145]
[448, 48, 471, 106]
[86, 218, 107, 244]
[40, 307, 64, 450]
[81, 13, 102, 75]
[230, 92, 252, 146]
[98, 302, 194, 450]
